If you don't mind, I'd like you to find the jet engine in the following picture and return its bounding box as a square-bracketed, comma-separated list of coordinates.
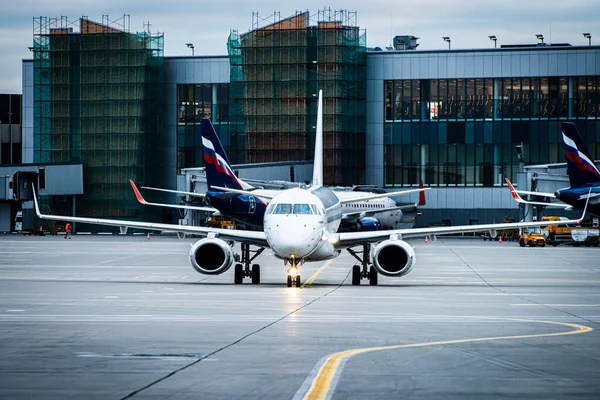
[372, 239, 416, 277]
[189, 238, 236, 275]
[356, 217, 382, 231]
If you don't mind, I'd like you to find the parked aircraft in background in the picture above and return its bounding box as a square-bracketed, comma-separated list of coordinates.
[33, 91, 588, 287]
[506, 122, 600, 216]
[134, 117, 427, 231]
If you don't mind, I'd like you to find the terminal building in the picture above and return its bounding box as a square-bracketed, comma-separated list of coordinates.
[12, 10, 600, 230]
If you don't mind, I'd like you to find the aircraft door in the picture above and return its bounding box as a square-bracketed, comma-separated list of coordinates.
[249, 196, 256, 214]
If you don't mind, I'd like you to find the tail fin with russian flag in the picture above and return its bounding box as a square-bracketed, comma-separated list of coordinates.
[561, 122, 600, 188]
[201, 118, 252, 190]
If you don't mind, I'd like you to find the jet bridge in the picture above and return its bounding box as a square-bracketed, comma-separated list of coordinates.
[0, 163, 82, 231]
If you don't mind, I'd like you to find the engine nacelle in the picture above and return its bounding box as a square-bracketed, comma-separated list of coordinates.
[372, 239, 416, 277]
[356, 217, 382, 232]
[189, 238, 235, 275]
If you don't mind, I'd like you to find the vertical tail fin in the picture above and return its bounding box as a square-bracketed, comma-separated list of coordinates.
[561, 122, 600, 187]
[201, 118, 251, 190]
[311, 90, 324, 187]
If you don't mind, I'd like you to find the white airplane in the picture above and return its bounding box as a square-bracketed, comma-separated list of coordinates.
[33, 90, 589, 287]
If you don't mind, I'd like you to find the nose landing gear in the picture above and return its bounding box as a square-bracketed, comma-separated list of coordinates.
[348, 243, 378, 286]
[234, 243, 264, 284]
[286, 258, 302, 288]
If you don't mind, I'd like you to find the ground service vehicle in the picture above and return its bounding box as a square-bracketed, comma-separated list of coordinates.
[519, 227, 547, 247]
[541, 216, 573, 246]
[571, 228, 600, 247]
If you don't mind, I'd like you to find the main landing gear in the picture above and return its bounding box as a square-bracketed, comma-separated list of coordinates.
[285, 258, 302, 288]
[234, 243, 264, 285]
[348, 243, 378, 286]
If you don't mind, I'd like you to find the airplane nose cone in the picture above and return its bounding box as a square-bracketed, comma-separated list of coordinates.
[266, 217, 321, 258]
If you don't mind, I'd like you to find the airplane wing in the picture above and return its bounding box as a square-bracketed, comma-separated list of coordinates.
[32, 186, 268, 247]
[130, 180, 217, 213]
[333, 199, 589, 249]
[505, 178, 571, 209]
[338, 188, 430, 205]
[139, 185, 206, 198]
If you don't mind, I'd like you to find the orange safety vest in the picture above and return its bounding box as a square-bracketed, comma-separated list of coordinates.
[65, 224, 72, 233]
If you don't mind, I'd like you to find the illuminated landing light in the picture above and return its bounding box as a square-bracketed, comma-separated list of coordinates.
[288, 266, 299, 277]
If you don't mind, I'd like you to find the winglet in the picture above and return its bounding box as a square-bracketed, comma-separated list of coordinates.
[32, 184, 42, 218]
[577, 188, 592, 224]
[129, 179, 148, 205]
[505, 178, 522, 201]
[418, 179, 426, 206]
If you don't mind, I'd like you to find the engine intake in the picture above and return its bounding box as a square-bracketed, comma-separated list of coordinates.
[189, 238, 235, 275]
[372, 239, 416, 277]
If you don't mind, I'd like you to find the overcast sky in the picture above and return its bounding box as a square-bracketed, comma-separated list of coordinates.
[1, 0, 597, 93]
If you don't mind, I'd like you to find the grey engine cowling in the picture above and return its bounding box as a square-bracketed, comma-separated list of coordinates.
[372, 239, 416, 277]
[189, 238, 236, 275]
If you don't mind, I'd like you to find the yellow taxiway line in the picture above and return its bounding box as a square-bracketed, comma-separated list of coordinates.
[299, 260, 333, 288]
[298, 318, 592, 400]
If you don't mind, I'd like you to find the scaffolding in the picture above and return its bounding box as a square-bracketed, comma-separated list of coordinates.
[227, 8, 367, 184]
[33, 15, 164, 223]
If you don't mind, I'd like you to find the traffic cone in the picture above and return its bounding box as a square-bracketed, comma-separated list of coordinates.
[425, 235, 429, 244]
[498, 236, 503, 244]
[146, 233, 150, 240]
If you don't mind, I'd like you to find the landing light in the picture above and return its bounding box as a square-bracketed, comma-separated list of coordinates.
[288, 266, 299, 277]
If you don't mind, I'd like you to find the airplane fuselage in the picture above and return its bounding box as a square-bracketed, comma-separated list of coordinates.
[555, 184, 600, 216]
[208, 189, 403, 229]
[264, 187, 342, 262]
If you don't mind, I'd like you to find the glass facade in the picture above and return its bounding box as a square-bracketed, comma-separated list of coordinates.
[177, 83, 229, 170]
[384, 77, 600, 187]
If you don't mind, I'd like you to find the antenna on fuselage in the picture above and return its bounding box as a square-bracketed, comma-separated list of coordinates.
[311, 89, 324, 188]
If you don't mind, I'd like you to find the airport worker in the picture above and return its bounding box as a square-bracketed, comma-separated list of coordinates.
[65, 222, 72, 239]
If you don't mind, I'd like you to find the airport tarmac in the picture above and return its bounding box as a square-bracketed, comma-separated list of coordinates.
[1, 234, 600, 399]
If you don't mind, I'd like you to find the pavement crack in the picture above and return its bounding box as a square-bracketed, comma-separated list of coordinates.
[120, 275, 348, 399]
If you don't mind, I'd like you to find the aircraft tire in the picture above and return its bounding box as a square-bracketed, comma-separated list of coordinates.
[287, 275, 292, 287]
[234, 263, 243, 284]
[295, 275, 302, 288]
[352, 265, 361, 285]
[369, 266, 378, 286]
[251, 264, 260, 284]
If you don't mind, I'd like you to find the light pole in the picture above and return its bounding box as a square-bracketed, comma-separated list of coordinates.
[443, 36, 451, 49]
[489, 35, 497, 48]
[535, 34, 544, 45]
[583, 33, 592, 46]
[186, 43, 195, 56]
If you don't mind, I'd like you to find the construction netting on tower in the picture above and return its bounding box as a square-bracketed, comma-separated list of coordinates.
[227, 8, 366, 185]
[32, 15, 164, 227]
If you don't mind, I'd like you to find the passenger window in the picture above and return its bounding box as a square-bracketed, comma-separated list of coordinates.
[293, 204, 312, 214]
[273, 204, 292, 214]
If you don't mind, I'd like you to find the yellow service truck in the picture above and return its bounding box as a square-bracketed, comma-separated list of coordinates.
[541, 216, 574, 247]
[519, 227, 546, 247]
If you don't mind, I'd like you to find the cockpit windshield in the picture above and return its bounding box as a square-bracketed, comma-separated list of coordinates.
[293, 204, 311, 214]
[268, 203, 317, 215]
[273, 204, 292, 214]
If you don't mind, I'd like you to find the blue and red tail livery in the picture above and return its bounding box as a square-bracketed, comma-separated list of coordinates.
[561, 122, 600, 187]
[201, 119, 250, 190]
